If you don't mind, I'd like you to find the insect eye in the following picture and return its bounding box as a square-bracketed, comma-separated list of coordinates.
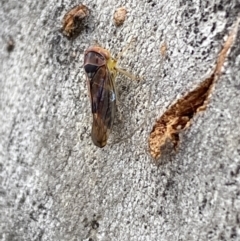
[85, 51, 106, 66]
[84, 64, 99, 78]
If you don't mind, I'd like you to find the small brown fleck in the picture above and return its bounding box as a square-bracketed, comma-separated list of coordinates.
[62, 4, 89, 38]
[160, 42, 167, 57]
[7, 37, 15, 52]
[113, 7, 127, 26]
[149, 17, 240, 160]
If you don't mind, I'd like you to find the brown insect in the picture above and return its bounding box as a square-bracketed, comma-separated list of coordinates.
[84, 44, 137, 147]
[62, 4, 89, 38]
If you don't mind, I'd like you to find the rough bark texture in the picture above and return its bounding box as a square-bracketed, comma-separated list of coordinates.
[0, 0, 240, 240]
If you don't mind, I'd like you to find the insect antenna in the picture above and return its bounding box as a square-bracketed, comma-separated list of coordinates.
[116, 37, 136, 61]
[116, 67, 140, 81]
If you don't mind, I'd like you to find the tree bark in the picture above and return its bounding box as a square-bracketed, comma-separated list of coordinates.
[1, 0, 240, 240]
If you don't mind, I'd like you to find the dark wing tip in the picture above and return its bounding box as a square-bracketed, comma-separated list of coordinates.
[91, 117, 109, 148]
[92, 137, 107, 148]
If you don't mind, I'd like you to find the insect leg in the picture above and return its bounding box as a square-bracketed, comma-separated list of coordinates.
[116, 67, 140, 81]
[116, 37, 136, 60]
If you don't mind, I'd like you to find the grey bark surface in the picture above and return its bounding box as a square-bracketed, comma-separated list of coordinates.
[0, 0, 240, 240]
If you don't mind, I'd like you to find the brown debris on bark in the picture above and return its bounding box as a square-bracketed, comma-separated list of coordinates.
[149, 18, 240, 160]
[62, 4, 89, 38]
[113, 7, 127, 26]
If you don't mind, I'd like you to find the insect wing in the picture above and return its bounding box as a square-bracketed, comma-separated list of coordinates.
[88, 65, 116, 147]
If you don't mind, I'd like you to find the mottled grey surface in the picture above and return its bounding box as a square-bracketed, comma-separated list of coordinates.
[0, 0, 240, 240]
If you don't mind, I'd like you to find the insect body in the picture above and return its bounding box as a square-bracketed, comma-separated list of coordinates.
[84, 46, 118, 148]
